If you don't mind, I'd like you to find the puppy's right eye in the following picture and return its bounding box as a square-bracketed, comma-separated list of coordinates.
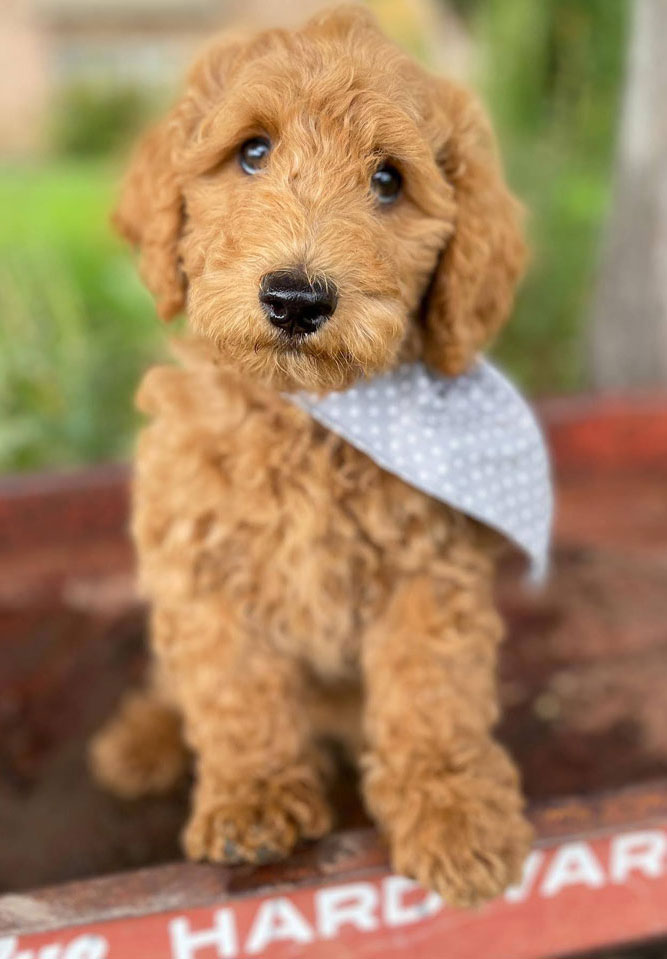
[238, 137, 271, 175]
[370, 163, 402, 204]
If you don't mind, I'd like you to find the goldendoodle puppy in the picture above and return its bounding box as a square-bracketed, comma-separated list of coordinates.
[91, 5, 535, 906]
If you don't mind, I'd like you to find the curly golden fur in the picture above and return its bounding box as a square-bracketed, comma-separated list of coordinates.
[90, 6, 531, 906]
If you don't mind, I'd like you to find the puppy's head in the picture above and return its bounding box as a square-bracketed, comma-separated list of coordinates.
[116, 5, 525, 391]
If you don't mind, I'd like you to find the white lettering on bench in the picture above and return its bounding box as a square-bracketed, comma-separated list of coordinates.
[169, 909, 238, 959]
[245, 898, 314, 954]
[0, 939, 22, 959]
[63, 937, 106, 959]
[610, 830, 667, 883]
[541, 842, 605, 897]
[315, 882, 379, 938]
[382, 877, 442, 926]
[504, 851, 545, 904]
[0, 936, 107, 959]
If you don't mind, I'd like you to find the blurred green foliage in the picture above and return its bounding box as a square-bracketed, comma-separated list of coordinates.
[469, 0, 629, 390]
[0, 163, 164, 471]
[0, 0, 629, 472]
[52, 81, 157, 158]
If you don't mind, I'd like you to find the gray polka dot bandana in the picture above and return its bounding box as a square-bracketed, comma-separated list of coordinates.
[290, 360, 553, 582]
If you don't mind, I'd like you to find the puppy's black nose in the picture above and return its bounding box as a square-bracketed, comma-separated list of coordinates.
[259, 270, 337, 337]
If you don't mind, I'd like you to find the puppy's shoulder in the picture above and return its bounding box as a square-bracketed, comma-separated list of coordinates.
[135, 336, 232, 425]
[134, 336, 315, 468]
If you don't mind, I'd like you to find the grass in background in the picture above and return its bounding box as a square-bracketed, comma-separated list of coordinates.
[0, 162, 163, 471]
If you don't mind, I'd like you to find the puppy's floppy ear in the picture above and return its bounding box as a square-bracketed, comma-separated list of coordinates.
[113, 37, 243, 320]
[113, 109, 187, 320]
[423, 80, 527, 376]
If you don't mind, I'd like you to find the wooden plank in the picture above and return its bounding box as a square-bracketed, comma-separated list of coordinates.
[2, 781, 667, 959]
[542, 393, 667, 472]
[0, 465, 129, 555]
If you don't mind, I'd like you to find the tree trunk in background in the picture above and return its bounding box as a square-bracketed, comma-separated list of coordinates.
[589, 0, 667, 389]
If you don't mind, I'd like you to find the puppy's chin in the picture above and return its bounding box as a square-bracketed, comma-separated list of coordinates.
[189, 295, 409, 393]
[204, 332, 399, 393]
[223, 341, 367, 393]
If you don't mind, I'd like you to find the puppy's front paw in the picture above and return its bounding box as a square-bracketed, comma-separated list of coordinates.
[390, 792, 533, 908]
[364, 752, 533, 907]
[183, 768, 333, 864]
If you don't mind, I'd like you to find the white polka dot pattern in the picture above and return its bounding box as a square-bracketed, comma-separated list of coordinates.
[290, 359, 553, 582]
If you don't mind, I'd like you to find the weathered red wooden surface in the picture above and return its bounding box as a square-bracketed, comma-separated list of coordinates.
[0, 393, 666, 957]
[2, 782, 667, 957]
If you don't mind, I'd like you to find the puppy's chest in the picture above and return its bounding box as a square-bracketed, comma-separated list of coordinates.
[219, 397, 444, 556]
[137, 365, 456, 674]
[196, 393, 450, 661]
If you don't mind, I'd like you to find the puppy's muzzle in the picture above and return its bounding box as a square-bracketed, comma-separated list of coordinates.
[259, 270, 338, 338]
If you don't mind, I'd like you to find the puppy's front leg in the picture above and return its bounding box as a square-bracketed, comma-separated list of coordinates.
[361, 575, 532, 907]
[153, 603, 332, 864]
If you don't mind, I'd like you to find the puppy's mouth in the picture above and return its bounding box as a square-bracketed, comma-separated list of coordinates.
[256, 330, 350, 368]
[272, 326, 322, 350]
[253, 325, 321, 355]
[250, 319, 362, 370]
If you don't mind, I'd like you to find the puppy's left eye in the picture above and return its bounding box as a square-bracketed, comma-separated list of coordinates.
[238, 137, 271, 175]
[370, 163, 402, 204]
